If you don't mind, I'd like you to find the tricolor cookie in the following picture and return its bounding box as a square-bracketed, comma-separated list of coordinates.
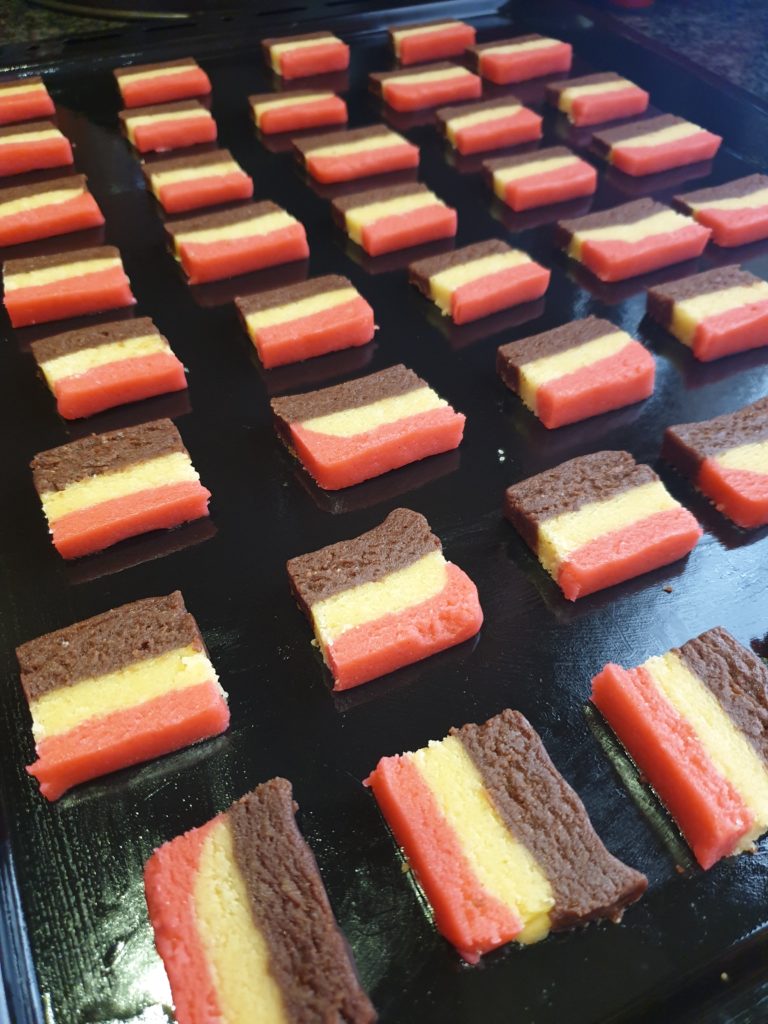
[287, 508, 482, 689]
[235, 275, 374, 368]
[145, 778, 376, 1024]
[467, 35, 572, 85]
[262, 31, 350, 80]
[0, 120, 72, 177]
[0, 76, 54, 126]
[3, 245, 135, 328]
[250, 89, 347, 135]
[31, 316, 187, 420]
[166, 201, 309, 285]
[592, 114, 722, 177]
[114, 58, 211, 108]
[504, 451, 702, 600]
[408, 239, 550, 325]
[497, 316, 655, 428]
[369, 63, 481, 112]
[332, 182, 457, 257]
[271, 363, 465, 490]
[647, 265, 768, 361]
[436, 96, 542, 156]
[389, 19, 475, 66]
[31, 418, 211, 559]
[663, 397, 768, 528]
[592, 627, 768, 869]
[366, 708, 646, 961]
[0, 173, 103, 248]
[675, 174, 768, 247]
[484, 145, 596, 212]
[17, 592, 228, 801]
[142, 148, 253, 214]
[293, 124, 419, 184]
[119, 100, 217, 154]
[556, 198, 710, 282]
[546, 72, 649, 127]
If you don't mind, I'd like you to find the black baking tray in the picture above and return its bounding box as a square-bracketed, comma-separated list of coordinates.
[1, 2, 767, 1022]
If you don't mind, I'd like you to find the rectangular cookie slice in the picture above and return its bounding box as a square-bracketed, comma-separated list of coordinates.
[145, 777, 376, 1024]
[497, 316, 655, 428]
[332, 182, 457, 257]
[408, 238, 550, 324]
[484, 145, 596, 211]
[663, 397, 768, 528]
[287, 508, 482, 689]
[0, 120, 72, 177]
[0, 75, 55, 126]
[436, 97, 542, 156]
[0, 173, 104, 247]
[165, 201, 309, 285]
[262, 31, 350, 80]
[142, 148, 253, 214]
[369, 63, 481, 112]
[504, 450, 702, 600]
[467, 35, 572, 85]
[592, 627, 768, 869]
[556, 197, 711, 282]
[17, 592, 228, 801]
[546, 72, 649, 127]
[235, 275, 374, 368]
[646, 264, 768, 361]
[250, 89, 347, 135]
[3, 245, 135, 328]
[114, 58, 211, 108]
[592, 114, 722, 177]
[31, 317, 187, 419]
[119, 100, 217, 154]
[389, 19, 475, 66]
[366, 708, 646, 961]
[675, 174, 768, 248]
[271, 363, 465, 490]
[31, 418, 211, 559]
[293, 124, 419, 184]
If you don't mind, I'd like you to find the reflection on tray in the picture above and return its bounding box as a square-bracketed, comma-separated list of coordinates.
[64, 389, 192, 440]
[341, 234, 455, 275]
[12, 306, 137, 352]
[699, 233, 768, 269]
[259, 342, 378, 397]
[483, 77, 557, 109]
[641, 314, 768, 390]
[257, 123, 339, 156]
[272, 70, 349, 94]
[662, 469, 768, 552]
[426, 297, 547, 350]
[189, 258, 309, 308]
[302, 166, 419, 202]
[566, 255, 703, 306]
[603, 160, 713, 201]
[444, 138, 540, 177]
[0, 224, 106, 263]
[490, 192, 594, 235]
[381, 105, 438, 133]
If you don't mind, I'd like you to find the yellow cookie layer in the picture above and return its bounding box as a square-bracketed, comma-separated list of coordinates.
[252, 92, 331, 114]
[195, 819, 289, 1024]
[124, 108, 208, 144]
[175, 210, 296, 247]
[671, 281, 768, 344]
[492, 154, 577, 197]
[4, 257, 120, 292]
[392, 20, 459, 44]
[269, 35, 343, 74]
[245, 287, 357, 331]
[445, 103, 520, 142]
[0, 82, 46, 98]
[612, 121, 702, 153]
[429, 250, 530, 314]
[687, 187, 768, 213]
[41, 451, 199, 523]
[410, 735, 554, 944]
[480, 37, 561, 57]
[300, 385, 445, 437]
[645, 651, 768, 851]
[344, 191, 439, 242]
[307, 132, 405, 158]
[149, 161, 240, 188]
[517, 331, 632, 412]
[714, 440, 768, 473]
[40, 333, 168, 385]
[117, 64, 196, 86]
[559, 78, 634, 113]
[567, 208, 689, 258]
[0, 127, 61, 145]
[384, 65, 472, 87]
[0, 186, 83, 218]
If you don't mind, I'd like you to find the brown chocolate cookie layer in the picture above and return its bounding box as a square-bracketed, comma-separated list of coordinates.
[676, 173, 768, 210]
[118, 100, 205, 123]
[592, 115, 688, 159]
[436, 96, 522, 124]
[0, 119, 58, 140]
[5, 245, 119, 277]
[228, 778, 376, 1024]
[409, 239, 510, 296]
[236, 275, 353, 317]
[556, 198, 667, 249]
[497, 316, 620, 390]
[31, 316, 161, 364]
[272, 364, 424, 426]
[16, 592, 202, 701]
[546, 71, 624, 102]
[457, 710, 647, 928]
[663, 397, 768, 478]
[332, 182, 426, 224]
[294, 124, 396, 158]
[114, 58, 197, 79]
[142, 148, 237, 176]
[0, 75, 44, 92]
[31, 417, 186, 493]
[0, 173, 86, 204]
[166, 200, 283, 237]
[647, 265, 758, 328]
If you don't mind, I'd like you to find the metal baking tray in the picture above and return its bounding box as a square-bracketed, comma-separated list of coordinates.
[1, 2, 767, 1021]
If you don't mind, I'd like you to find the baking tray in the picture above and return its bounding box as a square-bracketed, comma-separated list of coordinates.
[1, 2, 767, 1022]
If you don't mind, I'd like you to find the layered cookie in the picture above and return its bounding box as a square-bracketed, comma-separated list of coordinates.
[271, 364, 465, 490]
[0, 75, 54, 125]
[166, 201, 309, 285]
[142, 148, 252, 214]
[646, 265, 768, 361]
[287, 508, 482, 689]
[467, 35, 572, 85]
[31, 316, 187, 419]
[250, 89, 347, 135]
[389, 19, 475, 66]
[436, 97, 542, 156]
[0, 173, 104, 248]
[504, 450, 702, 600]
[497, 316, 655, 428]
[31, 418, 211, 559]
[0, 120, 72, 177]
[114, 58, 211, 108]
[119, 100, 217, 154]
[17, 592, 228, 801]
[556, 198, 711, 282]
[145, 778, 376, 1024]
[369, 63, 481, 112]
[3, 245, 135, 328]
[262, 32, 350, 79]
[409, 239, 550, 324]
[663, 397, 768, 528]
[366, 708, 646, 961]
[484, 146, 596, 212]
[593, 114, 722, 177]
[235, 275, 374, 368]
[293, 124, 419, 184]
[675, 174, 768, 248]
[547, 72, 649, 127]
[592, 627, 768, 869]
[332, 182, 457, 257]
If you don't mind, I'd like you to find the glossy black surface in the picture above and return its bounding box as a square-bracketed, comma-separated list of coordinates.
[0, 5, 767, 1023]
